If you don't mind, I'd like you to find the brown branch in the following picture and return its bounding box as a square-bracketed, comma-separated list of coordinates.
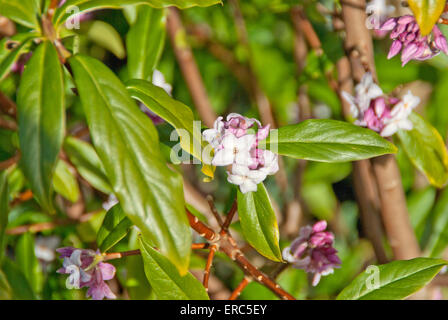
[186, 208, 295, 300]
[203, 244, 217, 291]
[166, 8, 217, 128]
[0, 90, 16, 118]
[206, 195, 224, 227]
[229, 277, 250, 300]
[221, 199, 237, 233]
[340, 0, 420, 260]
[0, 151, 20, 170]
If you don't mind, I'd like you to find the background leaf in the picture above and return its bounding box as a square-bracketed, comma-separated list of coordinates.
[53, 160, 80, 203]
[139, 237, 209, 300]
[69, 54, 191, 273]
[237, 183, 282, 262]
[397, 113, 448, 188]
[337, 258, 446, 300]
[0, 0, 39, 29]
[260, 119, 397, 162]
[17, 41, 65, 213]
[0, 171, 8, 263]
[426, 188, 448, 257]
[2, 258, 36, 300]
[126, 6, 166, 80]
[97, 204, 133, 252]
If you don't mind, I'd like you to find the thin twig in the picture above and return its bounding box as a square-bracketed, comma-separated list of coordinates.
[221, 199, 237, 233]
[203, 244, 217, 291]
[229, 277, 250, 300]
[206, 195, 224, 227]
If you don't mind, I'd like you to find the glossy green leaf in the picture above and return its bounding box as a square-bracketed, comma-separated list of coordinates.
[17, 41, 65, 213]
[16, 232, 41, 293]
[139, 237, 209, 300]
[126, 6, 166, 80]
[426, 188, 448, 257]
[408, 0, 445, 36]
[237, 183, 282, 262]
[53, 160, 80, 203]
[2, 258, 36, 300]
[69, 54, 191, 274]
[126, 79, 206, 164]
[53, 0, 222, 28]
[337, 258, 447, 300]
[407, 187, 436, 241]
[0, 171, 9, 263]
[0, 36, 34, 81]
[97, 204, 133, 252]
[397, 113, 448, 188]
[63, 136, 113, 194]
[0, 0, 39, 29]
[260, 120, 397, 162]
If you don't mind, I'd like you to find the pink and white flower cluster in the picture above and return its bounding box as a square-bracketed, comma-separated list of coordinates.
[203, 113, 278, 194]
[342, 73, 420, 137]
[57, 247, 116, 300]
[282, 221, 341, 286]
[377, 15, 448, 66]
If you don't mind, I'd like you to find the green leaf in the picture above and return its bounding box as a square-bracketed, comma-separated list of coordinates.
[53, 0, 222, 28]
[0, 36, 34, 81]
[260, 120, 397, 162]
[0, 0, 40, 29]
[2, 258, 36, 300]
[138, 237, 209, 300]
[63, 136, 113, 194]
[17, 41, 65, 213]
[0, 269, 12, 300]
[16, 232, 41, 293]
[407, 187, 436, 241]
[53, 160, 80, 203]
[302, 181, 337, 221]
[397, 113, 448, 188]
[237, 183, 282, 262]
[0, 171, 9, 263]
[97, 204, 133, 252]
[337, 258, 447, 300]
[126, 79, 206, 163]
[426, 188, 448, 257]
[408, 0, 445, 36]
[126, 6, 166, 80]
[81, 20, 126, 59]
[69, 54, 191, 274]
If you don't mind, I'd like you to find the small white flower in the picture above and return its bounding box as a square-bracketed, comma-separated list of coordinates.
[152, 69, 172, 96]
[259, 150, 279, 176]
[380, 91, 419, 137]
[102, 194, 118, 211]
[355, 72, 383, 112]
[212, 134, 256, 167]
[227, 164, 267, 194]
[202, 116, 225, 149]
[63, 250, 91, 289]
[341, 91, 361, 119]
[366, 0, 395, 29]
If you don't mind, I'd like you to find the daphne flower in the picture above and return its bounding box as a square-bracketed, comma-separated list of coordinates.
[57, 247, 116, 300]
[227, 164, 267, 194]
[283, 221, 341, 286]
[365, 0, 395, 31]
[354, 72, 383, 112]
[378, 15, 448, 66]
[203, 116, 225, 149]
[380, 91, 419, 136]
[212, 134, 256, 167]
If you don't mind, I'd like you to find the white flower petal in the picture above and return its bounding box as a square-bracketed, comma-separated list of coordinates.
[239, 179, 258, 194]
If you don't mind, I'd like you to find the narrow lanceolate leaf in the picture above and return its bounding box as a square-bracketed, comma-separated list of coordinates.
[0, 0, 40, 29]
[126, 79, 206, 163]
[408, 0, 445, 36]
[63, 137, 113, 194]
[126, 6, 166, 80]
[0, 171, 9, 263]
[16, 232, 41, 293]
[97, 204, 133, 252]
[260, 119, 397, 162]
[81, 21, 126, 59]
[53, 160, 80, 203]
[397, 113, 448, 188]
[139, 237, 209, 300]
[0, 36, 34, 81]
[69, 54, 191, 274]
[2, 258, 36, 300]
[0, 269, 12, 300]
[237, 184, 282, 262]
[17, 41, 65, 213]
[337, 258, 447, 300]
[426, 188, 448, 257]
[53, 0, 222, 28]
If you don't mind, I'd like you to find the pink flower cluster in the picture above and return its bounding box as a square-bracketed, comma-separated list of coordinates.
[282, 221, 341, 286]
[57, 247, 116, 300]
[378, 15, 448, 66]
[203, 113, 278, 194]
[342, 73, 419, 137]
